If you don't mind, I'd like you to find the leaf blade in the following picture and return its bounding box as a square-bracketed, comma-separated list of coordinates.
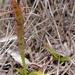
[59, 57, 69, 62]
[15, 68, 24, 75]
[28, 71, 46, 75]
[43, 43, 59, 61]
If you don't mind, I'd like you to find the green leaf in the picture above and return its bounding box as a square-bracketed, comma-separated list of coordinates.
[43, 43, 69, 62]
[28, 71, 46, 75]
[59, 57, 69, 62]
[43, 43, 59, 61]
[15, 68, 24, 75]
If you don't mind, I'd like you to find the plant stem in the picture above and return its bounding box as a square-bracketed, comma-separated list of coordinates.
[11, 1, 27, 75]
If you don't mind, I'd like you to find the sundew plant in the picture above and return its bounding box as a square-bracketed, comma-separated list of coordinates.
[0, 0, 75, 75]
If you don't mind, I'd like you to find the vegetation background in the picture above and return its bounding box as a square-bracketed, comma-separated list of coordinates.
[0, 0, 75, 75]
